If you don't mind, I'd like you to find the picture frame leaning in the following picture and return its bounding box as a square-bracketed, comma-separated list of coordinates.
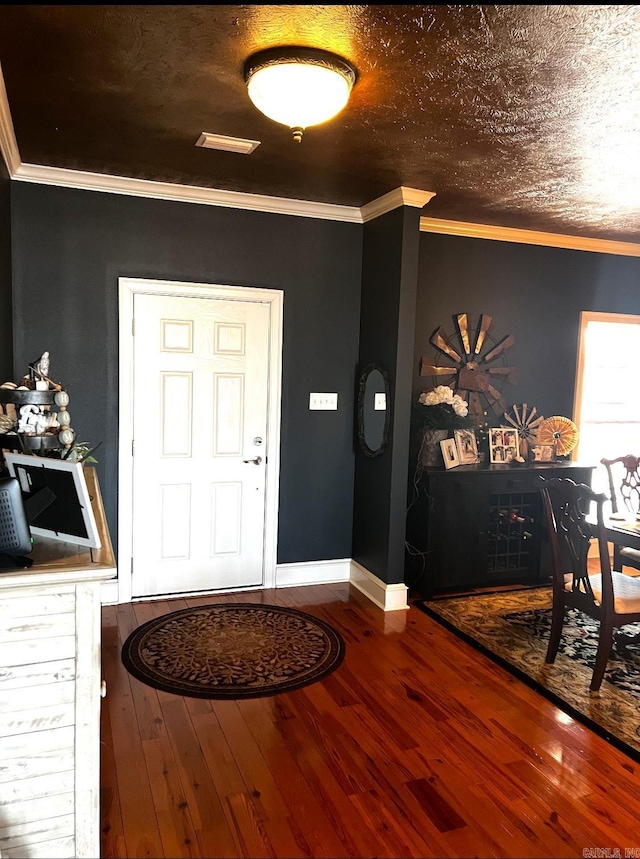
[440, 437, 460, 469]
[454, 429, 479, 465]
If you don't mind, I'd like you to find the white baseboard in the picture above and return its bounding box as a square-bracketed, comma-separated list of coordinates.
[275, 558, 351, 588]
[100, 559, 351, 604]
[349, 561, 410, 612]
[101, 557, 409, 612]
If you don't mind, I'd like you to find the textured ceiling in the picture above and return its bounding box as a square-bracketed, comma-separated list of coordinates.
[2, 5, 640, 242]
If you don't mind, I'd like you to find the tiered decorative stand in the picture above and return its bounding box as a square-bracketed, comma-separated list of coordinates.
[0, 389, 64, 454]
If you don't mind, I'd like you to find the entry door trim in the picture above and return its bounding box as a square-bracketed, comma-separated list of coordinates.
[118, 277, 283, 603]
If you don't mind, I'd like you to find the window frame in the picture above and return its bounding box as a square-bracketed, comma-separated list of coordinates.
[573, 309, 640, 465]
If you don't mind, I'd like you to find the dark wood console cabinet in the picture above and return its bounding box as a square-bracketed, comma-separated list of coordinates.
[406, 461, 595, 598]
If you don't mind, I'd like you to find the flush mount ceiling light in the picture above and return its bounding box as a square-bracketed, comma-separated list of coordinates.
[243, 46, 357, 143]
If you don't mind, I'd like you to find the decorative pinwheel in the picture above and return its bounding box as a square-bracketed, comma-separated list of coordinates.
[537, 415, 579, 456]
[503, 403, 544, 458]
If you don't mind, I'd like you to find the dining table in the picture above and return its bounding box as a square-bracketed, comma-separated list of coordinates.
[603, 514, 640, 570]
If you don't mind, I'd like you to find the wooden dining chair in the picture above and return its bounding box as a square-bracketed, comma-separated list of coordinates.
[600, 455, 640, 574]
[538, 475, 640, 693]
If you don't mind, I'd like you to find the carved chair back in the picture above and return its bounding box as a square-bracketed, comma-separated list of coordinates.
[539, 475, 640, 692]
[601, 455, 640, 515]
[539, 476, 613, 613]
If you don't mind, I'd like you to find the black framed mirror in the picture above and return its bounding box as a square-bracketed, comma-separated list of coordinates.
[356, 363, 391, 457]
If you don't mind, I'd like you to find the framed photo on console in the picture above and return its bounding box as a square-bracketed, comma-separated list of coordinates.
[489, 427, 520, 464]
[440, 438, 460, 469]
[530, 441, 557, 463]
[454, 429, 479, 465]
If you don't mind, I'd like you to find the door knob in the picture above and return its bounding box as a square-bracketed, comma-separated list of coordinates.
[242, 456, 263, 465]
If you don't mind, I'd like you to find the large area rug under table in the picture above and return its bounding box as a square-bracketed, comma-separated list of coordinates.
[416, 587, 640, 761]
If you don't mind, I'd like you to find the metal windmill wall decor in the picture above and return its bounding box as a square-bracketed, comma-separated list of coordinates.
[420, 313, 518, 420]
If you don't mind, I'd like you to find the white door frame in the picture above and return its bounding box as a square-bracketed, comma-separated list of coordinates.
[117, 276, 283, 604]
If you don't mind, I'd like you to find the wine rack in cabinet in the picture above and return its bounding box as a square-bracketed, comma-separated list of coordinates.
[406, 461, 595, 598]
[487, 493, 538, 575]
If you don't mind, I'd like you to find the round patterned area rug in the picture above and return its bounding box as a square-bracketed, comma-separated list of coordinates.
[121, 603, 345, 699]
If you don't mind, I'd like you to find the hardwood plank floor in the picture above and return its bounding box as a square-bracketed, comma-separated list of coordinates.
[100, 583, 640, 858]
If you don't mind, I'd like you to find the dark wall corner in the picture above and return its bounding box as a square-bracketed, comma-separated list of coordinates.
[0, 160, 12, 380]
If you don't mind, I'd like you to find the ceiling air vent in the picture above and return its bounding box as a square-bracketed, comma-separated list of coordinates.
[195, 132, 260, 155]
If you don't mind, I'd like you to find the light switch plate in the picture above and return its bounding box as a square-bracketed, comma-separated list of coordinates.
[374, 393, 387, 411]
[309, 392, 338, 410]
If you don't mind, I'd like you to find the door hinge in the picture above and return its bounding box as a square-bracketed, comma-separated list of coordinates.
[132, 318, 135, 336]
[132, 438, 134, 456]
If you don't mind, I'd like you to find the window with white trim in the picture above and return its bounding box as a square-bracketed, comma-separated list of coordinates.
[574, 311, 640, 495]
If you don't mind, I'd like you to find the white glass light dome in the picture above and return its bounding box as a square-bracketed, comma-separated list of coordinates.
[244, 47, 356, 141]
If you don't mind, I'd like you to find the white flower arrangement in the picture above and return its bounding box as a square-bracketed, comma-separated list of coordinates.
[418, 384, 469, 417]
[415, 385, 475, 431]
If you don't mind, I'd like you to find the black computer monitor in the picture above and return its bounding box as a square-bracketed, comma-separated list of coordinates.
[0, 476, 33, 569]
[4, 453, 101, 549]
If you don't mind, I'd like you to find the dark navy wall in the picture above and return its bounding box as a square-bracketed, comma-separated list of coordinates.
[11, 189, 639, 578]
[415, 233, 640, 421]
[10, 183, 362, 562]
[0, 160, 11, 380]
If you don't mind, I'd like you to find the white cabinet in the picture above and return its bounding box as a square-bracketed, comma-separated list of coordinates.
[0, 469, 115, 859]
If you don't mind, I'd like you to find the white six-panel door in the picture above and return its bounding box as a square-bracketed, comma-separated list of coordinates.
[130, 291, 271, 598]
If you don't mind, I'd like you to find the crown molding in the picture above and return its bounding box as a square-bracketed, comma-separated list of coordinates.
[361, 186, 436, 222]
[420, 216, 640, 257]
[7, 161, 640, 257]
[13, 162, 364, 223]
[0, 62, 20, 175]
[12, 162, 438, 225]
